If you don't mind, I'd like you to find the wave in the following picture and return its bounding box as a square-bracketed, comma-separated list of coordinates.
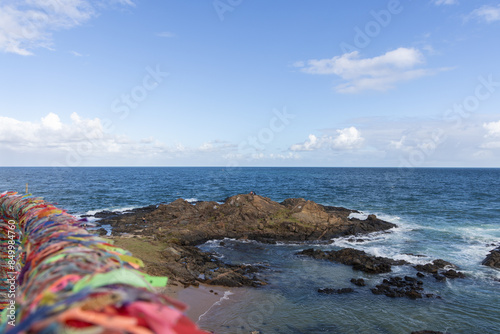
[198, 290, 233, 322]
[77, 205, 146, 218]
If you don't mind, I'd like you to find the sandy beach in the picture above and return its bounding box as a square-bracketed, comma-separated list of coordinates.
[158, 283, 234, 323]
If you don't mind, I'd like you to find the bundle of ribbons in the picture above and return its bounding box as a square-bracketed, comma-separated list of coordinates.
[0, 192, 209, 333]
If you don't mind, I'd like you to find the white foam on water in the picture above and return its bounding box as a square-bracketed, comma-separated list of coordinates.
[437, 224, 500, 276]
[275, 241, 305, 246]
[331, 214, 432, 265]
[83, 205, 143, 217]
[198, 290, 233, 322]
[185, 198, 199, 203]
[348, 212, 368, 220]
[204, 238, 238, 246]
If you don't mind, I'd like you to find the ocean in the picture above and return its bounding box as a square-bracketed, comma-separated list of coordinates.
[1, 167, 499, 333]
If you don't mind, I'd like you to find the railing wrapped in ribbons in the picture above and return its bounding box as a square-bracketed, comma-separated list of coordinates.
[0, 192, 208, 333]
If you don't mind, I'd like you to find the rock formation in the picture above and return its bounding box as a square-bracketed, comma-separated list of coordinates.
[482, 246, 500, 269]
[90, 194, 397, 287]
[297, 248, 408, 274]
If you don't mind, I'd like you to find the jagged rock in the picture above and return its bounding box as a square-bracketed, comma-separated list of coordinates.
[442, 269, 466, 279]
[413, 259, 465, 280]
[413, 259, 456, 274]
[433, 273, 447, 282]
[95, 194, 396, 244]
[157, 244, 263, 287]
[298, 248, 408, 274]
[411, 331, 446, 334]
[371, 276, 431, 300]
[482, 246, 500, 269]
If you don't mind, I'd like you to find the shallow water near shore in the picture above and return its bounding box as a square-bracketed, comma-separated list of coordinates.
[1, 167, 499, 333]
[197, 237, 499, 333]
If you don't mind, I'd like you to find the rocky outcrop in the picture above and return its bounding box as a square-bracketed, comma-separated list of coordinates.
[90, 195, 397, 287]
[413, 259, 456, 273]
[413, 259, 465, 280]
[371, 276, 440, 300]
[156, 244, 263, 287]
[482, 246, 500, 269]
[297, 248, 408, 274]
[350, 278, 366, 286]
[97, 194, 396, 245]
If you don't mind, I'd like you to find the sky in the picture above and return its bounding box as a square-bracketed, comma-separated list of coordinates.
[0, 0, 500, 167]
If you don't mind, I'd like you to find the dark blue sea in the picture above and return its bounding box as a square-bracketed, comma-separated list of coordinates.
[1, 167, 499, 333]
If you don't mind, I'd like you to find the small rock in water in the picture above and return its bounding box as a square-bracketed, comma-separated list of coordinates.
[442, 269, 466, 279]
[350, 278, 366, 286]
[371, 276, 437, 300]
[318, 287, 354, 294]
[433, 273, 447, 282]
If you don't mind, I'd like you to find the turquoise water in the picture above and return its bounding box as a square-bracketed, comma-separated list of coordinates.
[1, 167, 499, 333]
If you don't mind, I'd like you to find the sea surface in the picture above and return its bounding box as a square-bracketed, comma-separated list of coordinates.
[1, 167, 499, 333]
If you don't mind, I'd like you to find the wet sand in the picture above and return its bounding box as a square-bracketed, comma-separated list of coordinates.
[158, 283, 236, 323]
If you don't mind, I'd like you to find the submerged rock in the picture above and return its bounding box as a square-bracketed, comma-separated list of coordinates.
[350, 278, 366, 286]
[298, 248, 408, 274]
[413, 259, 457, 274]
[370, 276, 434, 300]
[317, 287, 354, 294]
[414, 259, 465, 280]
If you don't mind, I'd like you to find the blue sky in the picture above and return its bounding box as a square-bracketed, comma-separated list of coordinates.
[1, 0, 499, 167]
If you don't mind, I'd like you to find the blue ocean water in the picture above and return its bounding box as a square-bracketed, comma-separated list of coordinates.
[1, 167, 499, 333]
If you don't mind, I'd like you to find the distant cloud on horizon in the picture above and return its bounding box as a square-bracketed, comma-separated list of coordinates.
[290, 127, 364, 151]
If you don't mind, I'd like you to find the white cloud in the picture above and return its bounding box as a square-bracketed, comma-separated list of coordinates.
[484, 120, 500, 137]
[0, 0, 134, 56]
[389, 135, 407, 150]
[469, 5, 500, 23]
[433, 0, 458, 5]
[198, 140, 235, 153]
[296, 48, 442, 93]
[41, 112, 63, 130]
[290, 127, 364, 151]
[69, 50, 83, 56]
[333, 127, 364, 149]
[290, 134, 320, 151]
[0, 112, 190, 166]
[236, 152, 300, 161]
[482, 121, 500, 149]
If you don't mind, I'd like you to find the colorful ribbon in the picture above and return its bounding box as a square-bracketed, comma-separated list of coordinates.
[0, 191, 208, 333]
